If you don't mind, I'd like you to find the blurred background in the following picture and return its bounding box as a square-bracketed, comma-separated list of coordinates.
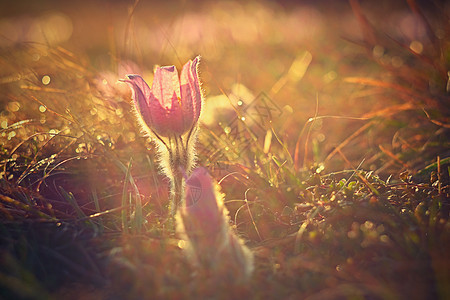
[0, 1, 449, 299]
[1, 0, 449, 221]
[1, 0, 448, 176]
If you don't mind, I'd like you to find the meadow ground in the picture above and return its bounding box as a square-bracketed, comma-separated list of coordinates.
[0, 0, 449, 299]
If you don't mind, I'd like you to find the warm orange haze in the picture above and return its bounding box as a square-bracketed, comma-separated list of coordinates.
[0, 0, 448, 299]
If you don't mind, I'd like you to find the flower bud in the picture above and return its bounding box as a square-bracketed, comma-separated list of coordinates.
[177, 168, 254, 282]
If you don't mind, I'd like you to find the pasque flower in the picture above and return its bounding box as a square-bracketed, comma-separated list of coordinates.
[123, 56, 202, 138]
[122, 57, 203, 215]
[177, 167, 254, 282]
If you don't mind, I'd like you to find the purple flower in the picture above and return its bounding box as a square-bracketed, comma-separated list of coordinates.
[123, 56, 202, 137]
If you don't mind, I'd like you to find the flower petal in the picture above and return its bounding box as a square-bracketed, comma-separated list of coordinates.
[180, 62, 194, 130]
[151, 66, 185, 136]
[123, 74, 154, 129]
[148, 92, 184, 136]
[180, 56, 202, 130]
[152, 66, 181, 110]
[190, 56, 202, 122]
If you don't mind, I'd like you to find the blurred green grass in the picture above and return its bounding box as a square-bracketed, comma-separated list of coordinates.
[0, 0, 449, 299]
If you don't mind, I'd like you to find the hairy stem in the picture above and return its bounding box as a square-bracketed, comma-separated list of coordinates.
[170, 170, 185, 215]
[169, 135, 187, 215]
[156, 128, 198, 216]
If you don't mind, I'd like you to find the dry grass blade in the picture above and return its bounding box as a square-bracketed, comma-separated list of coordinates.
[324, 121, 374, 163]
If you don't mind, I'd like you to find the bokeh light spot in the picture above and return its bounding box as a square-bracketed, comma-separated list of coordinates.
[372, 45, 384, 58]
[323, 71, 337, 84]
[177, 240, 186, 249]
[7, 131, 16, 140]
[409, 41, 423, 54]
[32, 53, 41, 61]
[317, 133, 325, 142]
[380, 235, 390, 243]
[8, 102, 20, 112]
[42, 75, 51, 85]
[36, 12, 73, 45]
